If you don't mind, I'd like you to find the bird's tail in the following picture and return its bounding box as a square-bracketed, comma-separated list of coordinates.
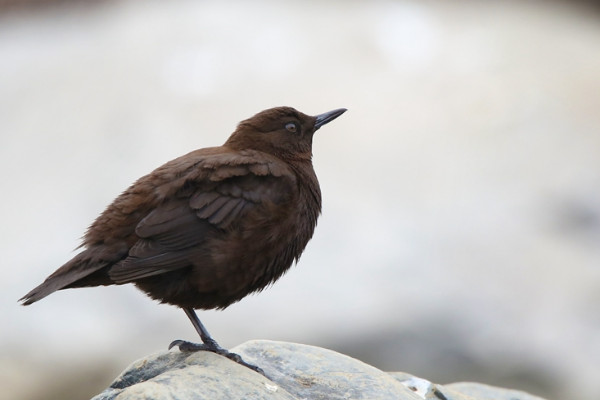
[19, 246, 121, 305]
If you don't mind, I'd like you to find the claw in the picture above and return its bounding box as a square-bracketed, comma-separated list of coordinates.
[168, 339, 184, 351]
[169, 339, 218, 352]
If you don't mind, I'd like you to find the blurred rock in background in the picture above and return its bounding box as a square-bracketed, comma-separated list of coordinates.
[2, 1, 599, 400]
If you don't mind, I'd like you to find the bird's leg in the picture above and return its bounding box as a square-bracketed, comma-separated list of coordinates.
[169, 307, 264, 375]
[183, 307, 220, 349]
[168, 308, 228, 352]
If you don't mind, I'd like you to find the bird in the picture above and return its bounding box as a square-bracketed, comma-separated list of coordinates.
[19, 106, 347, 374]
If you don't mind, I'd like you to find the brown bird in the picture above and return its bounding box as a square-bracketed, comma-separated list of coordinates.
[20, 106, 346, 373]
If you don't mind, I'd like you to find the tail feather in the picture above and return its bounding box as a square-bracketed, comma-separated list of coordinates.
[20, 245, 126, 305]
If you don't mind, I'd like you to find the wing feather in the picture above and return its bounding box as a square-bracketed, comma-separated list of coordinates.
[108, 155, 296, 284]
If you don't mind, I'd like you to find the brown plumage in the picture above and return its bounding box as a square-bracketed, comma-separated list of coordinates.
[20, 106, 346, 373]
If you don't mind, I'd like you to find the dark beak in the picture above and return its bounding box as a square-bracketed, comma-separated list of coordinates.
[314, 108, 347, 130]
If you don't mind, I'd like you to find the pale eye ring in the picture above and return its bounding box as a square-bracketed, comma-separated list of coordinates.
[285, 122, 298, 133]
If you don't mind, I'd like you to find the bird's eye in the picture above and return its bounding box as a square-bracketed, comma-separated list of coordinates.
[285, 122, 298, 133]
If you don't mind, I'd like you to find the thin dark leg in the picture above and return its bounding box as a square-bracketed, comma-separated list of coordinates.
[183, 307, 219, 348]
[168, 307, 264, 375]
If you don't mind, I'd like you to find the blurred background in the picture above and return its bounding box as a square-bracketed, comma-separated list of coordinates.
[2, 0, 600, 399]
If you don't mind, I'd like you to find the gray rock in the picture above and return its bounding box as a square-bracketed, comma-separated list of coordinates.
[91, 349, 296, 400]
[386, 373, 548, 400]
[92, 340, 549, 400]
[444, 382, 548, 400]
[388, 372, 466, 400]
[233, 340, 420, 400]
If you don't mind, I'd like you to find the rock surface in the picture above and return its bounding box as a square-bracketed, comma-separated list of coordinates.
[92, 340, 548, 400]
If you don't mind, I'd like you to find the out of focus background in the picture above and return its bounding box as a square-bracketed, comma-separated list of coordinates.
[2, 0, 599, 399]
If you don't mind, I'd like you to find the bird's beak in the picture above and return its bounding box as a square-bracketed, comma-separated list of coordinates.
[314, 108, 347, 130]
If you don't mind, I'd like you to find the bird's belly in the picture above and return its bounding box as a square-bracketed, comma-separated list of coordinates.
[135, 225, 307, 310]
[188, 230, 302, 307]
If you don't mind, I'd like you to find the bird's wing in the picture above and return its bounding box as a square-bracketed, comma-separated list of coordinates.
[108, 154, 295, 283]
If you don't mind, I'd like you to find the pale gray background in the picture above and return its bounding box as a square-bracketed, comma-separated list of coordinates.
[2, 1, 600, 399]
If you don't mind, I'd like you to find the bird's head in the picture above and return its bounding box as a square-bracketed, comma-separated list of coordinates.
[225, 106, 347, 161]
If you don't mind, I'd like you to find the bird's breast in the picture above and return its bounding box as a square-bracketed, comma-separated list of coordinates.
[187, 181, 320, 307]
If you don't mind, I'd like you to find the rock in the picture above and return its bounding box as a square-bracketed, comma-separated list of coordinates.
[91, 349, 296, 400]
[388, 373, 549, 400]
[233, 340, 419, 400]
[444, 382, 549, 400]
[91, 340, 549, 400]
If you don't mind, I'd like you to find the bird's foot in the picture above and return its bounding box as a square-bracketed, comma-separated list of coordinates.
[169, 339, 265, 376]
[169, 339, 215, 352]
